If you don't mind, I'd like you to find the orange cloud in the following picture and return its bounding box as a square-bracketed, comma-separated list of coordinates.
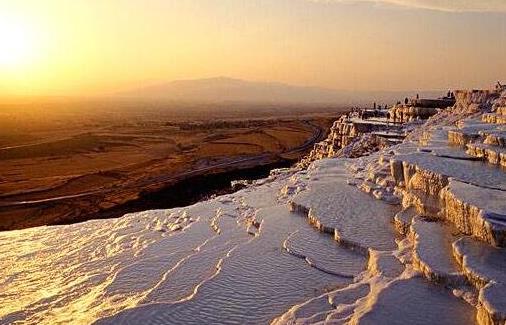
[312, 0, 506, 12]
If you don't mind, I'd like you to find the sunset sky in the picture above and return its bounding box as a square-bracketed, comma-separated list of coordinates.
[1, 0, 505, 96]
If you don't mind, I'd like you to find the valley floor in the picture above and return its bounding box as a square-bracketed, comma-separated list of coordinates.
[0, 105, 338, 230]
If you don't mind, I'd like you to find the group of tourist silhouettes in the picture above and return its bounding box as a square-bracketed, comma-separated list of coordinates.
[350, 88, 469, 123]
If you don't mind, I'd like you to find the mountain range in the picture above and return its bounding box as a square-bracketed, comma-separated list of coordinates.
[116, 77, 443, 105]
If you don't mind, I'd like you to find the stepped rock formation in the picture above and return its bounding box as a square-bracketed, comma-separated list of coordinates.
[298, 115, 398, 166]
[298, 95, 450, 167]
[0, 87, 506, 325]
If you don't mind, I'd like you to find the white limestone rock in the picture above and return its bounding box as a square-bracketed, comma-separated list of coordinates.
[441, 180, 506, 247]
[291, 169, 399, 254]
[453, 237, 506, 325]
[409, 217, 464, 285]
[350, 277, 476, 325]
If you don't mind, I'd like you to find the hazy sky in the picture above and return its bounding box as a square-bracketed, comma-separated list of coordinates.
[0, 0, 505, 96]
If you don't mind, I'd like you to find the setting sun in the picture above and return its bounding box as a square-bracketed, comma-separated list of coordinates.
[0, 15, 38, 68]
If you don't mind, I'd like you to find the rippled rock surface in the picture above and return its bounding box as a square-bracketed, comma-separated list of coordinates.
[1, 88, 506, 324]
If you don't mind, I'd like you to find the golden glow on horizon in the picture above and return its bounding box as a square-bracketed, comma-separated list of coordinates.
[0, 0, 505, 96]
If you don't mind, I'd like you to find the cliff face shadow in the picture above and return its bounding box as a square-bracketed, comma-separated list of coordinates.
[78, 160, 295, 223]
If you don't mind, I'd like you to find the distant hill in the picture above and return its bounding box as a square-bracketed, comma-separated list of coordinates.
[116, 77, 443, 106]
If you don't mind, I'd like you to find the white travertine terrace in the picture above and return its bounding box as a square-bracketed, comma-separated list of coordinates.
[1, 88, 506, 325]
